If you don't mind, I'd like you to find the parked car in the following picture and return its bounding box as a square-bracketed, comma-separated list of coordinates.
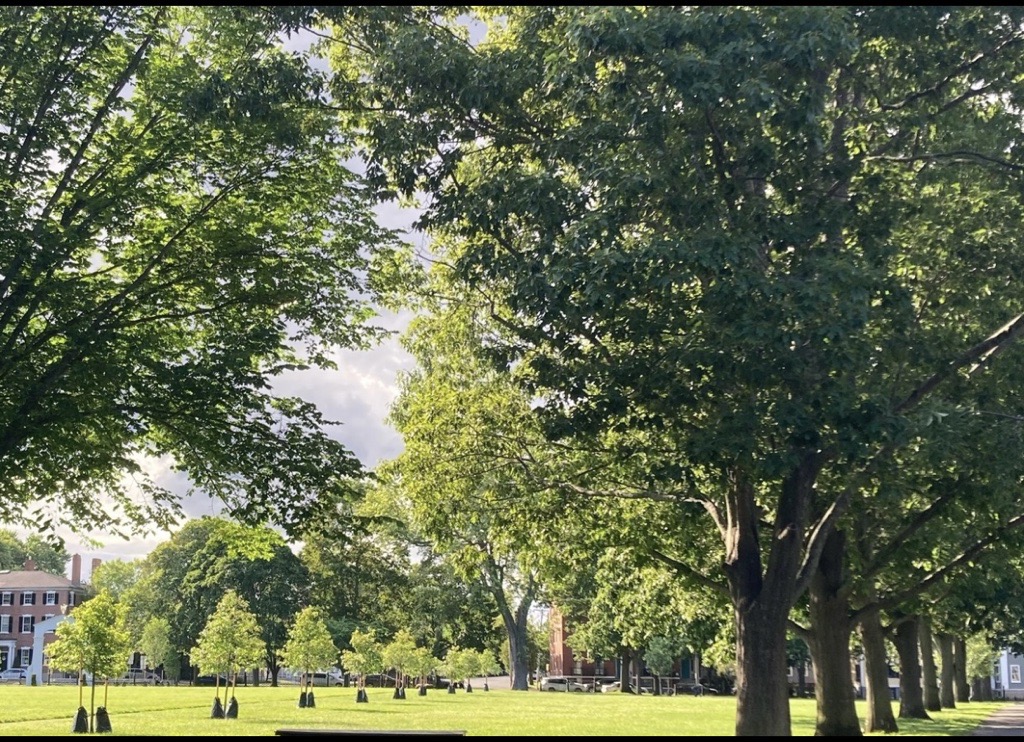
[119, 670, 160, 685]
[193, 675, 230, 686]
[540, 676, 592, 692]
[0, 668, 26, 683]
[308, 671, 344, 687]
[600, 681, 621, 694]
[436, 677, 465, 690]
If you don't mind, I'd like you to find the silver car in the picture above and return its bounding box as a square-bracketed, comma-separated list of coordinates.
[540, 676, 592, 692]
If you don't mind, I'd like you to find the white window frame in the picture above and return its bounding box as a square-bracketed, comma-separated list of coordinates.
[1012, 665, 1021, 684]
[0, 615, 10, 633]
[0, 592, 11, 606]
[18, 647, 30, 666]
[20, 592, 35, 606]
[44, 591, 57, 606]
[19, 615, 33, 633]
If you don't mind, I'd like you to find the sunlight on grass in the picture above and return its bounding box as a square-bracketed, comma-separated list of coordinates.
[0, 685, 1006, 736]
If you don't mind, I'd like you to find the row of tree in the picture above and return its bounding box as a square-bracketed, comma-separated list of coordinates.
[49, 583, 503, 730]
[327, 6, 1024, 737]
[7, 6, 1024, 737]
[84, 515, 545, 689]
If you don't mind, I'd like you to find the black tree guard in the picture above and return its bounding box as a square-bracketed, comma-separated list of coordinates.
[71, 707, 88, 733]
[95, 707, 112, 733]
[225, 697, 238, 719]
[211, 696, 225, 718]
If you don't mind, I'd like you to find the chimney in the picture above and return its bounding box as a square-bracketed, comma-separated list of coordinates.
[91, 558, 102, 578]
[22, 558, 36, 572]
[71, 554, 82, 585]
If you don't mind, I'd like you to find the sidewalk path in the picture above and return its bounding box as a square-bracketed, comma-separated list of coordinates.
[971, 703, 1024, 736]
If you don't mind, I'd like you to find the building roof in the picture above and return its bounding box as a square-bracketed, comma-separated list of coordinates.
[0, 569, 75, 589]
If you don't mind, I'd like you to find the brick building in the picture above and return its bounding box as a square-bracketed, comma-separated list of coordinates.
[547, 607, 703, 691]
[0, 555, 94, 678]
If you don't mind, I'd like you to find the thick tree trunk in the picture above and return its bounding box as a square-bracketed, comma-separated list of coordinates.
[953, 637, 971, 703]
[727, 457, 823, 736]
[893, 617, 928, 719]
[936, 633, 956, 709]
[971, 677, 987, 702]
[487, 561, 535, 691]
[919, 616, 941, 712]
[618, 648, 632, 692]
[806, 529, 861, 736]
[858, 608, 898, 733]
[735, 599, 792, 736]
[505, 615, 531, 691]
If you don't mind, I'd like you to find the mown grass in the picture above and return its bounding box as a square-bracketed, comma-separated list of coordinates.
[0, 684, 1005, 736]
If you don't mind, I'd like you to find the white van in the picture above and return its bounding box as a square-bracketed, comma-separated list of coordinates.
[308, 670, 344, 687]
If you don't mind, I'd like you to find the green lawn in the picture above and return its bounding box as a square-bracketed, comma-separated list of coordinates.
[0, 684, 1003, 736]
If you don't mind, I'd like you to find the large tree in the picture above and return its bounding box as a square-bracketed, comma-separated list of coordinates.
[0, 529, 68, 575]
[324, 6, 1024, 734]
[0, 5, 395, 537]
[383, 303, 568, 691]
[129, 517, 309, 684]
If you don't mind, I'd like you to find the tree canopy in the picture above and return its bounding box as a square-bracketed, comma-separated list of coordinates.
[0, 5, 397, 537]
[0, 529, 68, 574]
[322, 5, 1024, 734]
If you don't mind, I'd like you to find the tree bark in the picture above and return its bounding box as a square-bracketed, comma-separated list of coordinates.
[484, 559, 535, 691]
[953, 637, 971, 703]
[893, 616, 929, 719]
[919, 616, 941, 712]
[971, 677, 985, 702]
[726, 465, 820, 737]
[858, 608, 899, 733]
[504, 612, 531, 691]
[618, 648, 633, 693]
[806, 529, 862, 736]
[936, 633, 956, 708]
[734, 598, 792, 736]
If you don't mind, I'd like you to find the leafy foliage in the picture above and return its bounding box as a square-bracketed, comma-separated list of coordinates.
[127, 517, 309, 683]
[280, 607, 340, 681]
[0, 530, 69, 575]
[324, 6, 1024, 733]
[0, 5, 397, 538]
[341, 629, 385, 681]
[48, 590, 133, 681]
[190, 590, 264, 692]
[139, 616, 177, 682]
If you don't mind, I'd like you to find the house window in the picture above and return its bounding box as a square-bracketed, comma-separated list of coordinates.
[1011, 666, 1021, 684]
[42, 614, 54, 622]
[0, 615, 10, 633]
[20, 592, 35, 606]
[0, 592, 11, 606]
[44, 591, 57, 606]
[68, 593, 75, 607]
[20, 615, 33, 633]
[18, 647, 30, 666]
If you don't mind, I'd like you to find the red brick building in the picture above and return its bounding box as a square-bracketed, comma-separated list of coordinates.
[0, 555, 94, 675]
[548, 607, 703, 691]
